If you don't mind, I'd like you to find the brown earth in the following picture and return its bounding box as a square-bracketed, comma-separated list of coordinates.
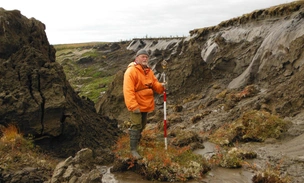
[0, 8, 118, 161]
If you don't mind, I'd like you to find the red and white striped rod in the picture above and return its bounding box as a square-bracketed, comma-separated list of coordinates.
[163, 88, 168, 150]
[161, 60, 168, 150]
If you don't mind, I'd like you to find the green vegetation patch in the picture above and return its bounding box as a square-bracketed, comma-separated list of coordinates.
[209, 110, 291, 146]
[77, 76, 113, 102]
[209, 146, 257, 169]
[252, 162, 292, 183]
[81, 50, 99, 58]
[53, 42, 107, 51]
[55, 44, 115, 103]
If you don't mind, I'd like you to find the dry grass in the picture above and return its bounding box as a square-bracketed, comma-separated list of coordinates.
[0, 124, 58, 174]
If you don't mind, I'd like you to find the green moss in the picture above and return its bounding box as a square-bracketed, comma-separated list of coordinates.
[81, 50, 99, 58]
[209, 110, 291, 145]
[77, 76, 114, 103]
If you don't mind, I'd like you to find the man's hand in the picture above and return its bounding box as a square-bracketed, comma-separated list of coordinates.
[161, 82, 167, 88]
[133, 109, 140, 113]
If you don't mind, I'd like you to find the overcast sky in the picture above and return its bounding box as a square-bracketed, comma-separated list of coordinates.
[2, 0, 292, 44]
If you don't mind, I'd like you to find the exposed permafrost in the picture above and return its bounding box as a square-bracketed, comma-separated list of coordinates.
[219, 12, 304, 89]
[127, 38, 183, 56]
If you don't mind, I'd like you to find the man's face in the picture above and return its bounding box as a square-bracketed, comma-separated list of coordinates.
[136, 54, 149, 66]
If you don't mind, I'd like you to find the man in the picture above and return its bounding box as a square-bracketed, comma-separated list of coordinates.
[123, 49, 165, 159]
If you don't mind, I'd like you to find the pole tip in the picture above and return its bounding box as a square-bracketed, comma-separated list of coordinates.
[161, 60, 167, 70]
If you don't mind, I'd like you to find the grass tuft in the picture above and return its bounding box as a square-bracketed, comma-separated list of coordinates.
[209, 110, 291, 145]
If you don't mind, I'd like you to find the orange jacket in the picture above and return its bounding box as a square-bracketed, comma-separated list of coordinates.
[123, 62, 164, 112]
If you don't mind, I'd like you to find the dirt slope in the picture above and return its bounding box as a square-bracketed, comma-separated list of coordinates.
[0, 8, 118, 160]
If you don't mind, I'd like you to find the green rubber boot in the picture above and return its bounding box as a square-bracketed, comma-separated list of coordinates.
[129, 129, 142, 160]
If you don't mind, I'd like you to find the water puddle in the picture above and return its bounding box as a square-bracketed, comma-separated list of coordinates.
[193, 141, 254, 183]
[103, 167, 169, 183]
[197, 167, 254, 183]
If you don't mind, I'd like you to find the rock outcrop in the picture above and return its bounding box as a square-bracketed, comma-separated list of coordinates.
[49, 148, 107, 183]
[0, 8, 118, 159]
